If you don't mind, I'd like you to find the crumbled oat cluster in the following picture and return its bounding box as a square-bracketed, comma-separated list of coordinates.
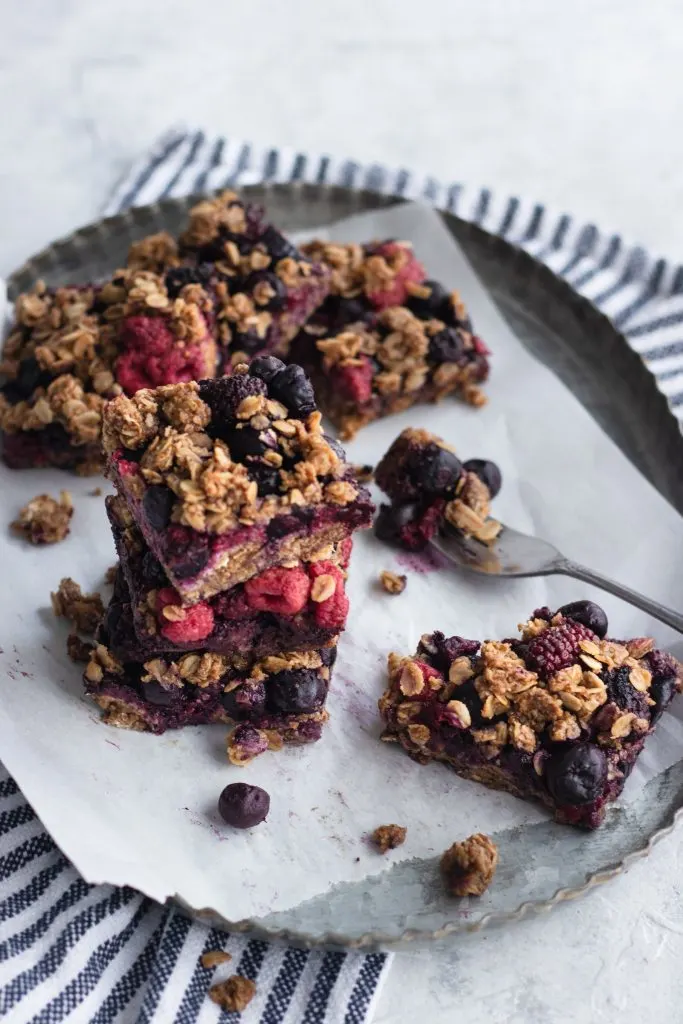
[371, 824, 407, 853]
[379, 601, 682, 828]
[440, 833, 498, 896]
[66, 633, 94, 663]
[374, 428, 502, 551]
[11, 491, 73, 544]
[51, 578, 104, 634]
[200, 950, 232, 969]
[208, 975, 256, 1013]
[379, 570, 407, 595]
[103, 365, 361, 536]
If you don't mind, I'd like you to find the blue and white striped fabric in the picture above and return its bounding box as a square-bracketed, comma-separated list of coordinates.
[104, 127, 683, 420]
[3, 127, 682, 1024]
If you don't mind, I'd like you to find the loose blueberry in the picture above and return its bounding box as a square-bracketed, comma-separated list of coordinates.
[546, 743, 607, 806]
[427, 327, 466, 366]
[218, 782, 270, 829]
[650, 674, 678, 723]
[244, 270, 287, 311]
[463, 459, 502, 499]
[224, 426, 267, 462]
[405, 279, 449, 320]
[266, 669, 327, 714]
[374, 502, 419, 543]
[412, 444, 463, 496]
[143, 485, 175, 532]
[557, 600, 608, 639]
[268, 363, 316, 417]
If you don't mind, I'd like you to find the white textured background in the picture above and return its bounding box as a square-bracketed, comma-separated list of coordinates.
[2, 1, 683, 1022]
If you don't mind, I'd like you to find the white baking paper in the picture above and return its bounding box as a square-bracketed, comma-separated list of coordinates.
[1, 202, 683, 922]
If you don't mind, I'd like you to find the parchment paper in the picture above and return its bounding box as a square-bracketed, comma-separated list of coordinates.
[1, 202, 683, 922]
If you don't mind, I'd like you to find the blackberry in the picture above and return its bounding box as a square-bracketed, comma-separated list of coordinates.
[199, 374, 267, 427]
[427, 327, 465, 366]
[546, 743, 607, 806]
[527, 620, 597, 677]
[605, 666, 649, 718]
[532, 607, 553, 621]
[266, 669, 327, 714]
[143, 485, 175, 532]
[463, 459, 502, 498]
[405, 279, 449, 320]
[558, 600, 608, 639]
[165, 263, 214, 298]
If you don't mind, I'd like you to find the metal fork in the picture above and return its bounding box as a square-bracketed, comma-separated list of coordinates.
[431, 523, 683, 633]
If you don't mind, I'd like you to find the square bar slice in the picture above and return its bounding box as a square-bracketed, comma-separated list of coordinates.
[290, 241, 490, 439]
[178, 190, 330, 364]
[106, 494, 351, 658]
[103, 358, 374, 603]
[374, 427, 502, 549]
[86, 603, 337, 751]
[380, 602, 682, 828]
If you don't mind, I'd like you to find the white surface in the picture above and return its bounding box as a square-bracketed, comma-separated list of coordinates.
[2, 3, 683, 1022]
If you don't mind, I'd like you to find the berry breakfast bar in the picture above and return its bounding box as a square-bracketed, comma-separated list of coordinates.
[380, 600, 682, 828]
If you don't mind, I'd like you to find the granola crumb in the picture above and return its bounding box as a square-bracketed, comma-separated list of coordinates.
[11, 491, 73, 545]
[66, 633, 94, 664]
[89, 487, 102, 497]
[104, 565, 118, 585]
[208, 975, 256, 1012]
[379, 570, 407, 595]
[51, 577, 104, 635]
[371, 824, 407, 853]
[440, 833, 498, 896]
[353, 463, 374, 483]
[200, 950, 232, 969]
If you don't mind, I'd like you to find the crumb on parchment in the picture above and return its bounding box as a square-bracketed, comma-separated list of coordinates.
[51, 577, 104, 635]
[11, 491, 73, 545]
[66, 633, 94, 663]
[379, 570, 406, 595]
[371, 824, 407, 853]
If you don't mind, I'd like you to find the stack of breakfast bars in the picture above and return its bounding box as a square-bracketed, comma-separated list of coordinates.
[83, 360, 373, 761]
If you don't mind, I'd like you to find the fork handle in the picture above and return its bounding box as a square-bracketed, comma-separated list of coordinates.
[556, 559, 683, 634]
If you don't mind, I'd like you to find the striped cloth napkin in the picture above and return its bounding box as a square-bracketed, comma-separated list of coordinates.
[2, 127, 682, 1024]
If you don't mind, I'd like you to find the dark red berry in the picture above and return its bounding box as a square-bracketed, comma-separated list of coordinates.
[532, 607, 553, 621]
[557, 600, 608, 639]
[218, 782, 270, 828]
[645, 649, 679, 682]
[143, 485, 175, 532]
[374, 502, 419, 544]
[526, 620, 597, 677]
[604, 667, 649, 718]
[266, 669, 327, 714]
[463, 459, 502, 499]
[546, 744, 607, 806]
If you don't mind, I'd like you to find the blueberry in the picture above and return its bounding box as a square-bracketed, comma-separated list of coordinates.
[412, 444, 463, 496]
[320, 645, 338, 668]
[265, 507, 314, 540]
[546, 743, 607, 806]
[220, 681, 266, 719]
[165, 263, 214, 298]
[323, 434, 347, 461]
[165, 527, 211, 580]
[141, 550, 168, 588]
[218, 782, 270, 828]
[249, 355, 287, 384]
[321, 294, 369, 330]
[224, 426, 267, 462]
[650, 674, 678, 723]
[143, 485, 175, 532]
[557, 600, 608, 639]
[427, 327, 466, 366]
[248, 464, 281, 497]
[406, 279, 449, 320]
[268, 363, 316, 418]
[232, 330, 269, 355]
[423, 631, 480, 674]
[605, 666, 649, 718]
[266, 669, 327, 714]
[258, 225, 299, 263]
[244, 270, 287, 311]
[143, 681, 180, 708]
[463, 459, 502, 499]
[374, 502, 418, 543]
[3, 357, 51, 403]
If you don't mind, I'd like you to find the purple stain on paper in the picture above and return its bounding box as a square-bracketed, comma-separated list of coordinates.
[395, 547, 450, 574]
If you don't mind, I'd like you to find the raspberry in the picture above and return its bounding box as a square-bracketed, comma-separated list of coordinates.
[157, 588, 215, 643]
[212, 588, 254, 622]
[472, 335, 491, 356]
[115, 316, 215, 395]
[526, 620, 597, 677]
[244, 566, 310, 615]
[310, 562, 349, 629]
[605, 667, 650, 718]
[339, 537, 353, 568]
[335, 356, 374, 403]
[365, 242, 426, 309]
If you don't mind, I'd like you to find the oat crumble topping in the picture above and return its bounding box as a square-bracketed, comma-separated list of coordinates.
[11, 491, 73, 544]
